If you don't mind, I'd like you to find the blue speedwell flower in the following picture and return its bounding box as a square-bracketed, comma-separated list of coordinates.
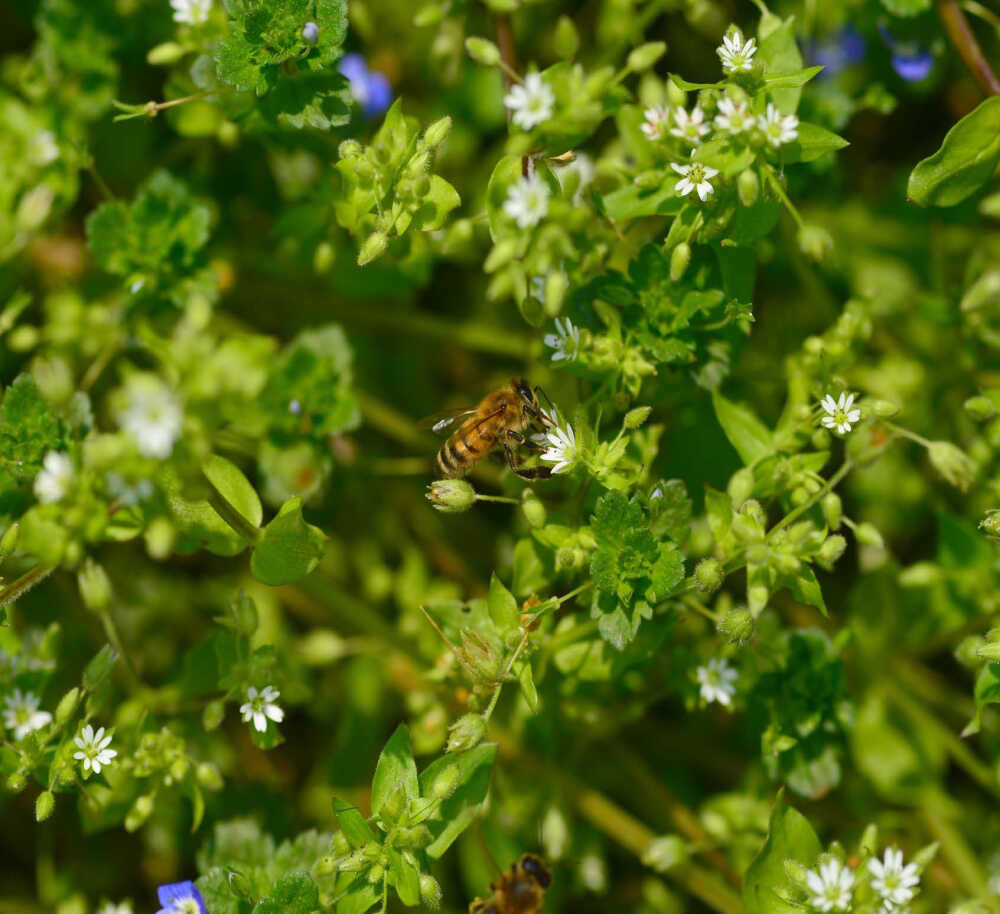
[878, 25, 934, 82]
[338, 53, 392, 118]
[155, 882, 206, 914]
[809, 26, 867, 77]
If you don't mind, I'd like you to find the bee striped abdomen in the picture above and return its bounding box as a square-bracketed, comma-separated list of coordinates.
[436, 420, 494, 478]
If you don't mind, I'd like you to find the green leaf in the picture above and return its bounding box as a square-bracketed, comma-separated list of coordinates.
[411, 175, 462, 232]
[763, 65, 824, 89]
[203, 455, 263, 528]
[781, 123, 850, 164]
[418, 744, 497, 858]
[757, 19, 804, 114]
[334, 879, 380, 914]
[712, 391, 774, 465]
[386, 849, 421, 906]
[880, 0, 931, 15]
[512, 538, 546, 598]
[908, 97, 1000, 207]
[261, 71, 351, 130]
[370, 725, 419, 818]
[333, 796, 376, 849]
[743, 793, 822, 914]
[600, 181, 684, 222]
[964, 662, 1000, 736]
[83, 644, 117, 691]
[648, 543, 684, 602]
[517, 660, 538, 712]
[160, 467, 247, 557]
[788, 567, 828, 617]
[216, 34, 273, 95]
[0, 375, 66, 481]
[253, 873, 320, 914]
[251, 497, 326, 586]
[487, 573, 520, 632]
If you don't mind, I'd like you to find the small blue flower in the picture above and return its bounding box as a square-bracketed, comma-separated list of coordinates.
[338, 53, 392, 118]
[878, 25, 934, 82]
[810, 26, 867, 77]
[156, 882, 206, 914]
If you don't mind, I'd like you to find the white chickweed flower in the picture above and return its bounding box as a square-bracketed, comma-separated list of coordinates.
[820, 392, 861, 435]
[670, 107, 710, 144]
[868, 848, 920, 908]
[97, 903, 133, 914]
[240, 685, 284, 733]
[714, 97, 753, 134]
[504, 72, 555, 130]
[503, 174, 550, 229]
[118, 384, 183, 459]
[2, 689, 52, 740]
[73, 724, 117, 775]
[696, 658, 737, 706]
[717, 29, 757, 74]
[170, 0, 212, 25]
[30, 131, 60, 166]
[640, 105, 670, 140]
[806, 859, 854, 912]
[671, 161, 719, 202]
[544, 317, 580, 363]
[758, 103, 799, 147]
[34, 450, 73, 504]
[538, 421, 578, 475]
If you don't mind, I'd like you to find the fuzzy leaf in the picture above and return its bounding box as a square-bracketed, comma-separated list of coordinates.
[0, 375, 65, 481]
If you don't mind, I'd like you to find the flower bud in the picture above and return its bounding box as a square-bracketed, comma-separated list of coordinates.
[818, 534, 846, 567]
[521, 490, 547, 528]
[357, 231, 389, 266]
[6, 770, 27, 792]
[748, 584, 769, 616]
[542, 271, 568, 317]
[964, 395, 995, 422]
[338, 850, 367, 872]
[858, 823, 878, 856]
[853, 522, 884, 548]
[927, 441, 976, 492]
[339, 139, 363, 159]
[423, 116, 452, 148]
[446, 713, 487, 753]
[232, 591, 258, 635]
[379, 784, 406, 825]
[797, 224, 833, 263]
[367, 864, 385, 884]
[737, 169, 759, 207]
[196, 762, 224, 791]
[313, 241, 335, 274]
[867, 399, 900, 418]
[981, 511, 1000, 537]
[541, 806, 570, 860]
[669, 243, 691, 282]
[553, 16, 580, 59]
[77, 559, 112, 613]
[427, 479, 476, 513]
[641, 835, 688, 872]
[821, 493, 842, 530]
[624, 406, 653, 429]
[465, 37, 502, 67]
[35, 790, 55, 822]
[718, 608, 754, 644]
[627, 41, 667, 72]
[977, 641, 1000, 662]
[694, 557, 723, 595]
[125, 794, 155, 831]
[0, 522, 19, 558]
[202, 700, 225, 731]
[54, 687, 80, 726]
[313, 855, 337, 876]
[301, 21, 319, 44]
[147, 42, 185, 65]
[331, 832, 351, 857]
[419, 874, 443, 909]
[898, 561, 941, 588]
[727, 467, 754, 505]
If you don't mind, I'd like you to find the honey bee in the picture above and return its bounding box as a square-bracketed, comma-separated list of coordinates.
[429, 378, 554, 480]
[468, 853, 552, 914]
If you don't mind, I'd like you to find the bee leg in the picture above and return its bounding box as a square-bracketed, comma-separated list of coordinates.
[506, 429, 543, 451]
[504, 444, 552, 480]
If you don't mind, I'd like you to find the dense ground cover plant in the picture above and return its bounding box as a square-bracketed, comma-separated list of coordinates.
[3, 0, 1000, 912]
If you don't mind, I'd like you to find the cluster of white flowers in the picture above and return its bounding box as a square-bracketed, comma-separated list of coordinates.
[504, 72, 555, 130]
[820, 392, 861, 435]
[170, 0, 211, 25]
[117, 383, 183, 459]
[74, 724, 117, 775]
[806, 859, 854, 912]
[802, 847, 921, 914]
[714, 97, 753, 134]
[670, 107, 710, 144]
[696, 657, 738, 706]
[34, 450, 73, 504]
[240, 685, 284, 732]
[503, 174, 550, 228]
[544, 317, 580, 363]
[2, 689, 52, 740]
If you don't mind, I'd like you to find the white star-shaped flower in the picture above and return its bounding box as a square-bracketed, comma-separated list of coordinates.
[696, 658, 737, 706]
[806, 859, 854, 912]
[538, 421, 578, 474]
[240, 685, 284, 733]
[640, 104, 670, 140]
[170, 0, 211, 25]
[671, 161, 719, 202]
[34, 450, 73, 504]
[503, 174, 550, 229]
[718, 30, 757, 73]
[504, 72, 555, 130]
[758, 103, 799, 147]
[117, 383, 183, 459]
[820, 392, 861, 435]
[670, 107, 710, 144]
[2, 689, 52, 740]
[714, 97, 753, 134]
[73, 724, 117, 775]
[97, 903, 133, 914]
[544, 317, 580, 363]
[868, 848, 920, 908]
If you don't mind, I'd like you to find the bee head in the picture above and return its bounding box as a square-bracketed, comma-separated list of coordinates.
[513, 378, 535, 405]
[519, 854, 551, 888]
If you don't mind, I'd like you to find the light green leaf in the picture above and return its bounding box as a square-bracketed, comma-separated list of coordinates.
[251, 497, 326, 586]
[757, 20, 804, 114]
[712, 391, 774, 465]
[788, 567, 827, 617]
[252, 873, 319, 914]
[600, 182, 683, 222]
[781, 123, 850, 164]
[880, 0, 931, 15]
[763, 65, 824, 89]
[411, 175, 461, 232]
[370, 725, 419, 818]
[517, 660, 538, 712]
[418, 744, 497, 858]
[386, 849, 421, 906]
[332, 796, 376, 850]
[487, 573, 520, 632]
[203, 454, 263, 529]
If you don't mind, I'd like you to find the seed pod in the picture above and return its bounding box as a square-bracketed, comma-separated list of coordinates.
[465, 37, 502, 67]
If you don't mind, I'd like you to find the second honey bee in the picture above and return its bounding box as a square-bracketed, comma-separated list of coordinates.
[431, 378, 553, 480]
[468, 853, 552, 914]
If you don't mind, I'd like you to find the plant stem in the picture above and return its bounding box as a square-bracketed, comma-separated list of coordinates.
[768, 460, 852, 536]
[919, 797, 991, 897]
[937, 0, 1000, 95]
[98, 608, 139, 682]
[205, 487, 262, 544]
[475, 494, 520, 505]
[0, 564, 55, 608]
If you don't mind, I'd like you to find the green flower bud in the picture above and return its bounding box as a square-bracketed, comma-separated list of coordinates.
[379, 784, 406, 825]
[858, 823, 878, 856]
[77, 559, 112, 613]
[543, 271, 569, 317]
[727, 467, 754, 505]
[0, 522, 19, 558]
[666, 78, 687, 108]
[748, 584, 769, 615]
[694, 557, 723, 595]
[627, 41, 667, 72]
[313, 241, 335, 274]
[981, 511, 1000, 537]
[541, 805, 570, 860]
[446, 713, 487, 753]
[977, 641, 1000, 662]
[367, 864, 385, 884]
[419, 874, 443, 909]
[898, 561, 941, 588]
[396, 824, 433, 848]
[853, 521, 884, 548]
[669, 243, 691, 282]
[818, 534, 846, 567]
[339, 139, 363, 159]
[426, 478, 476, 513]
[465, 37, 502, 67]
[202, 700, 225, 731]
[485, 237, 520, 272]
[6, 770, 27, 792]
[54, 687, 80, 726]
[357, 231, 389, 266]
[331, 832, 351, 857]
[964, 395, 996, 421]
[624, 406, 653, 429]
[413, 4, 443, 26]
[423, 116, 452, 148]
[641, 834, 688, 872]
[338, 850, 368, 872]
[313, 855, 337, 877]
[797, 224, 833, 263]
[147, 42, 185, 65]
[196, 762, 224, 791]
[737, 169, 759, 207]
[783, 859, 810, 887]
[553, 15, 580, 59]
[232, 591, 258, 635]
[521, 490, 547, 528]
[867, 399, 900, 418]
[35, 790, 55, 822]
[927, 441, 976, 492]
[821, 493, 842, 530]
[717, 608, 754, 644]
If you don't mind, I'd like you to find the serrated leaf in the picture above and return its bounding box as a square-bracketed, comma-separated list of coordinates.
[370, 725, 419, 818]
[712, 391, 774, 465]
[253, 873, 319, 914]
[0, 375, 66, 481]
[251, 497, 326, 586]
[648, 543, 684, 602]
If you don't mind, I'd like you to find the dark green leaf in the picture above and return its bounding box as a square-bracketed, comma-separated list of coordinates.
[253, 873, 320, 914]
[712, 391, 774, 465]
[0, 375, 65, 481]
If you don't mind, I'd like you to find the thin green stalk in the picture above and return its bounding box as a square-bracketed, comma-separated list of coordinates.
[919, 797, 990, 897]
[763, 165, 805, 229]
[0, 564, 55, 608]
[205, 487, 262, 544]
[769, 460, 852, 536]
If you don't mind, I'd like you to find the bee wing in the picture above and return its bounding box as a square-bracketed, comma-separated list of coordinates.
[418, 407, 479, 436]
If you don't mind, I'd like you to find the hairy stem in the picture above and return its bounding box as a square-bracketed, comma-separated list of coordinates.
[0, 564, 55, 608]
[937, 0, 1000, 95]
